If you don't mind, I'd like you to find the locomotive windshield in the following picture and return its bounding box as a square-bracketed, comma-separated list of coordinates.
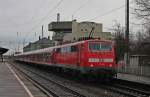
[89, 42, 112, 51]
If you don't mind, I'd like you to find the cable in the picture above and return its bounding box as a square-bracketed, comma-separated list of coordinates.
[24, 0, 64, 41]
[64, 0, 90, 20]
[24, 0, 133, 45]
[35, 0, 63, 25]
[88, 1, 134, 21]
[12, 0, 48, 27]
[29, 0, 63, 32]
[89, 5, 125, 21]
[73, 0, 90, 15]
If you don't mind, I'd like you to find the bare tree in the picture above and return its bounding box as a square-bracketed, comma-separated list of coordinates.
[130, 30, 150, 55]
[111, 21, 125, 37]
[134, 0, 150, 24]
[110, 21, 126, 63]
[132, 0, 150, 56]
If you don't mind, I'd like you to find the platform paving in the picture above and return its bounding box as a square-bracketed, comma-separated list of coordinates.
[117, 73, 150, 85]
[0, 62, 32, 97]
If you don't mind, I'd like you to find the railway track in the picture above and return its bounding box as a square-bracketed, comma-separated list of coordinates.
[72, 77, 150, 97]
[10, 62, 123, 97]
[11, 63, 87, 97]
[98, 83, 150, 97]
[11, 62, 150, 97]
[106, 79, 150, 97]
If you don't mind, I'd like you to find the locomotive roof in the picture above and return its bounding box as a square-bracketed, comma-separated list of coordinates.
[15, 39, 113, 56]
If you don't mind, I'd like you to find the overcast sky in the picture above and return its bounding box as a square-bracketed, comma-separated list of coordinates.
[0, 0, 135, 54]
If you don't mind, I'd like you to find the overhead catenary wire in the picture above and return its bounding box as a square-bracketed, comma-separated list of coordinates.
[64, 0, 90, 20]
[89, 5, 125, 21]
[29, 0, 64, 32]
[26, 0, 125, 37]
[15, 0, 48, 27]
[85, 1, 134, 32]
[3, 0, 138, 54]
[26, 1, 126, 43]
[73, 0, 90, 15]
[24, 0, 64, 41]
[89, 1, 134, 21]
[24, 0, 133, 45]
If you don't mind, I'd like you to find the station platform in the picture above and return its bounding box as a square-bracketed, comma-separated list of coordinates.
[117, 73, 150, 85]
[0, 62, 32, 97]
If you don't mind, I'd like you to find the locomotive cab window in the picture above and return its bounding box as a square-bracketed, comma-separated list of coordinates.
[101, 43, 112, 51]
[89, 42, 112, 51]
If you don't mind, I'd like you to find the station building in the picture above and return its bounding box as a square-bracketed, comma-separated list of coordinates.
[23, 37, 55, 52]
[48, 20, 112, 42]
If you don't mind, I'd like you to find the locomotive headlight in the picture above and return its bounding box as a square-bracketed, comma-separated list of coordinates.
[90, 64, 94, 67]
[109, 64, 113, 67]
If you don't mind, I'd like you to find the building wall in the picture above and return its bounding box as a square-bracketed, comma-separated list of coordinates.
[48, 21, 72, 31]
[76, 22, 102, 34]
[49, 21, 112, 42]
[73, 21, 103, 38]
[72, 21, 78, 35]
[64, 21, 111, 41]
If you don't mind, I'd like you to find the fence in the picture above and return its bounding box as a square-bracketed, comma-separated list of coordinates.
[118, 66, 150, 77]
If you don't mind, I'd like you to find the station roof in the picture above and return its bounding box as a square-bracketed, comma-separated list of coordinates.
[0, 47, 8, 55]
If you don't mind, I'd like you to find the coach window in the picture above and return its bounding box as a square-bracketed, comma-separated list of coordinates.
[60, 47, 64, 53]
[56, 48, 60, 53]
[71, 45, 77, 52]
[67, 46, 71, 53]
[64, 47, 67, 53]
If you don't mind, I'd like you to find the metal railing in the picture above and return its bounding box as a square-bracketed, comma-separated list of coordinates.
[118, 66, 150, 77]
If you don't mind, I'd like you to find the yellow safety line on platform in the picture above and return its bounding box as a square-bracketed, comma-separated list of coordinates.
[6, 63, 34, 97]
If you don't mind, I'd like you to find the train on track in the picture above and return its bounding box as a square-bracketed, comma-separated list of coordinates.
[14, 38, 117, 79]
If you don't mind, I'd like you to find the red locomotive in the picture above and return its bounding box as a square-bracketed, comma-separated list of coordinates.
[15, 39, 117, 78]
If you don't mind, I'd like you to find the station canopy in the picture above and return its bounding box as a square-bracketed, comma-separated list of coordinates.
[0, 47, 8, 55]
